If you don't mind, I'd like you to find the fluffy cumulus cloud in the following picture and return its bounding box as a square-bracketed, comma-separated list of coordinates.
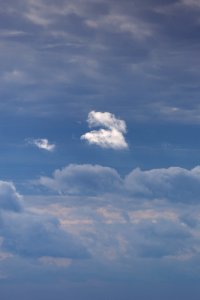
[27, 138, 55, 151]
[38, 163, 200, 205]
[81, 111, 128, 149]
[39, 163, 122, 195]
[125, 166, 200, 203]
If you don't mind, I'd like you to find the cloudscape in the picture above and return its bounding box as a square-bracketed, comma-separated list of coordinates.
[1, 1, 200, 299]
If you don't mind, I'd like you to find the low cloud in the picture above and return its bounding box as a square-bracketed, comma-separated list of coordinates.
[27, 138, 55, 152]
[0, 181, 22, 212]
[1, 213, 90, 259]
[39, 164, 122, 195]
[39, 163, 200, 204]
[125, 166, 200, 203]
[81, 111, 128, 149]
[0, 180, 90, 260]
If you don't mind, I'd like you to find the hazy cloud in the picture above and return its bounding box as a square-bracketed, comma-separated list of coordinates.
[0, 180, 89, 260]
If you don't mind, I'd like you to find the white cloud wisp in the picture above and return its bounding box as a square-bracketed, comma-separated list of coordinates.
[81, 111, 128, 150]
[28, 138, 55, 152]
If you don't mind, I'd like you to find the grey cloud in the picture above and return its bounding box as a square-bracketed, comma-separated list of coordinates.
[135, 219, 192, 258]
[0, 181, 22, 212]
[1, 213, 90, 259]
[125, 166, 200, 203]
[0, 0, 199, 123]
[39, 163, 200, 204]
[0, 180, 90, 260]
[39, 164, 122, 195]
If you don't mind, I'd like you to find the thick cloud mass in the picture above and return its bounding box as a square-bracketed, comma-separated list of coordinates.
[1, 165, 200, 284]
[39, 163, 200, 204]
[1, 214, 90, 259]
[0, 180, 89, 260]
[125, 166, 200, 202]
[39, 163, 122, 195]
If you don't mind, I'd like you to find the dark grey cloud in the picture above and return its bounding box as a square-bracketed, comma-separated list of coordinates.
[0, 0, 199, 122]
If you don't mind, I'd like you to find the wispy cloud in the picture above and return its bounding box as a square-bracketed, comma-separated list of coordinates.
[81, 111, 128, 149]
[27, 138, 55, 152]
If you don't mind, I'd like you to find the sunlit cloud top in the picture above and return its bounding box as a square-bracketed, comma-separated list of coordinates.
[81, 111, 128, 149]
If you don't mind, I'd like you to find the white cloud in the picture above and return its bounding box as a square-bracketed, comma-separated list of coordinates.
[28, 138, 55, 152]
[81, 111, 128, 149]
[87, 111, 127, 133]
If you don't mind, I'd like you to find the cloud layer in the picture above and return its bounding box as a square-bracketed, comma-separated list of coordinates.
[1, 164, 200, 285]
[81, 111, 128, 149]
[0, 180, 89, 260]
[33, 162, 200, 266]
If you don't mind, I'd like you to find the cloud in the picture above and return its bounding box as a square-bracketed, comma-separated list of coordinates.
[87, 111, 127, 133]
[27, 138, 55, 152]
[0, 181, 22, 212]
[81, 111, 128, 149]
[1, 167, 200, 281]
[39, 163, 200, 204]
[35, 199, 194, 261]
[39, 163, 122, 195]
[0, 180, 90, 260]
[1, 213, 90, 259]
[124, 166, 200, 203]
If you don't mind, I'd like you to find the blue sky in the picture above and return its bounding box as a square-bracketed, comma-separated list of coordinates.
[1, 0, 200, 299]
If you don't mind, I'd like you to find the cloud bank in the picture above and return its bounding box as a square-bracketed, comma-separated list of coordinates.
[34, 162, 200, 265]
[81, 111, 128, 149]
[39, 163, 200, 204]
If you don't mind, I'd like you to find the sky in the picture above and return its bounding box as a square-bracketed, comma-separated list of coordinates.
[1, 0, 200, 299]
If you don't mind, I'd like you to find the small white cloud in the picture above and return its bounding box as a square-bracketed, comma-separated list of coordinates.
[28, 138, 55, 152]
[81, 111, 128, 149]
